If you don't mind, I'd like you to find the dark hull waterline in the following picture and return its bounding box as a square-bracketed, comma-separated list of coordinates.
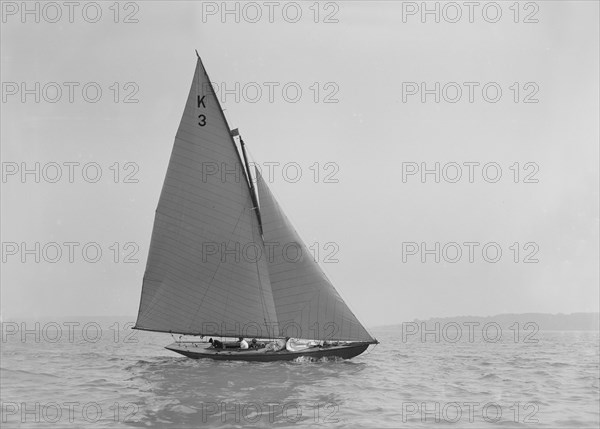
[165, 342, 371, 362]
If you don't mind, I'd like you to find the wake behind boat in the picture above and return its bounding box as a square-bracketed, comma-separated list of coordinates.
[133, 51, 378, 361]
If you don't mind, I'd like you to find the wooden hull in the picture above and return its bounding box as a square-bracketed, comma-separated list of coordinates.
[165, 341, 370, 362]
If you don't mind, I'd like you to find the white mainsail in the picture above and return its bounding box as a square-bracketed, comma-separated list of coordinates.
[135, 55, 375, 344]
[256, 171, 375, 343]
[135, 57, 278, 338]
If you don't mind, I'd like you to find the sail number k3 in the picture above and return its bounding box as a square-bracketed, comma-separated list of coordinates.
[198, 95, 207, 126]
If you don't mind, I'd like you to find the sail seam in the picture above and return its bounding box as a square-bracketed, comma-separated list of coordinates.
[188, 204, 248, 333]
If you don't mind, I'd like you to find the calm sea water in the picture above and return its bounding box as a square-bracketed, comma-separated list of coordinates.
[1, 324, 598, 428]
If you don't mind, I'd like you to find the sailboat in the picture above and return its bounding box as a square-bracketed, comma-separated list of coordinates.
[133, 52, 378, 361]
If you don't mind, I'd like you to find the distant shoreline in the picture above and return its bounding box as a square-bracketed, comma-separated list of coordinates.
[374, 312, 600, 331]
[2, 312, 599, 331]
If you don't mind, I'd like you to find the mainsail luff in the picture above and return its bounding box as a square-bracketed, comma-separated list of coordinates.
[239, 136, 263, 235]
[134, 56, 278, 338]
[255, 171, 376, 343]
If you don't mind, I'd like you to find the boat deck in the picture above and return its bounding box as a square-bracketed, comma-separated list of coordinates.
[165, 341, 371, 362]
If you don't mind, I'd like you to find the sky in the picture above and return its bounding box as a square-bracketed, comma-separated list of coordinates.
[1, 1, 598, 327]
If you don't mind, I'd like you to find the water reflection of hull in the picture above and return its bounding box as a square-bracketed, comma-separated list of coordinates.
[165, 342, 370, 362]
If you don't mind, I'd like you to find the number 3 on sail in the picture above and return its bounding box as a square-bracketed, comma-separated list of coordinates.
[133, 51, 379, 362]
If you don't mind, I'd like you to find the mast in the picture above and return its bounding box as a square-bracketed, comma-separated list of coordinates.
[238, 133, 263, 235]
[196, 50, 263, 233]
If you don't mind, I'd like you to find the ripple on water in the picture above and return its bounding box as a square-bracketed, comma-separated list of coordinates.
[1, 330, 598, 428]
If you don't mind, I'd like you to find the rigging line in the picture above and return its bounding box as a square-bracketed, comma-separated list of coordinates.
[195, 55, 253, 199]
[186, 204, 248, 333]
[238, 137, 274, 337]
[250, 207, 274, 339]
